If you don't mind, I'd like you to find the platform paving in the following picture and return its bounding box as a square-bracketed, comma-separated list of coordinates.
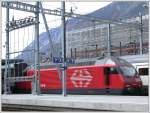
[1, 94, 149, 112]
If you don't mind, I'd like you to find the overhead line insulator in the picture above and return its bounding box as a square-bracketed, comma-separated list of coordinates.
[7, 16, 38, 32]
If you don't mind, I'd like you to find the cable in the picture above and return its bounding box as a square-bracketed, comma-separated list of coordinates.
[21, 28, 25, 77]
[17, 28, 20, 77]
[23, 27, 25, 50]
[13, 30, 16, 77]
[27, 27, 30, 64]
[9, 29, 11, 59]
[31, 25, 35, 64]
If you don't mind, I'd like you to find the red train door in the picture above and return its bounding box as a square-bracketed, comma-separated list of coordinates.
[104, 67, 111, 94]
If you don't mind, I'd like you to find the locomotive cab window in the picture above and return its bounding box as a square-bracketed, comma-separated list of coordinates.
[104, 67, 118, 75]
[110, 67, 118, 74]
[118, 66, 137, 76]
[138, 68, 148, 76]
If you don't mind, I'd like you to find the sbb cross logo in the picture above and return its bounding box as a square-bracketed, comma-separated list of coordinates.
[70, 69, 93, 88]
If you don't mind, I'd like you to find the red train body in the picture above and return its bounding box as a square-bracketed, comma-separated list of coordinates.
[15, 57, 142, 95]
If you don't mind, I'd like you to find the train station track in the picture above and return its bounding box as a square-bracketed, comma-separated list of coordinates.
[2, 104, 111, 111]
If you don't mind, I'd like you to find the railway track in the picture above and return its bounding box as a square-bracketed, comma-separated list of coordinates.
[2, 104, 111, 111]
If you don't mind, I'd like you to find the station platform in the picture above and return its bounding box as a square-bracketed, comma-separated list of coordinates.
[2, 94, 148, 112]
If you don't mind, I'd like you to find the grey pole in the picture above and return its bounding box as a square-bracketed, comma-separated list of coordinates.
[32, 1, 40, 95]
[139, 13, 143, 54]
[39, 2, 62, 94]
[107, 23, 111, 57]
[32, 2, 38, 95]
[96, 45, 98, 57]
[4, 2, 10, 94]
[119, 42, 122, 56]
[71, 48, 73, 57]
[39, 2, 54, 55]
[35, 1, 40, 94]
[61, 1, 67, 96]
[74, 48, 77, 59]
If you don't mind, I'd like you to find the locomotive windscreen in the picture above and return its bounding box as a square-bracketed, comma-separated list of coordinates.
[95, 56, 133, 67]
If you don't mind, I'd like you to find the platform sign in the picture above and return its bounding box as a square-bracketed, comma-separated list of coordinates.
[66, 58, 75, 64]
[53, 57, 75, 64]
[53, 57, 63, 63]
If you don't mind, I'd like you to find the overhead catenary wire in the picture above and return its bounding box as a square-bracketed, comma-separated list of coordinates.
[1, 1, 143, 31]
[21, 27, 26, 77]
[13, 29, 15, 77]
[17, 28, 19, 76]
[9, 27, 11, 58]
[32, 25, 34, 64]
[27, 26, 30, 64]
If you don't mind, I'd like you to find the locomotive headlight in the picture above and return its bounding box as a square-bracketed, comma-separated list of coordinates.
[135, 78, 140, 82]
[125, 84, 130, 88]
[127, 87, 132, 91]
[41, 84, 46, 88]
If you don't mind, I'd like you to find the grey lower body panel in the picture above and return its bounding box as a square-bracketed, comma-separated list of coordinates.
[13, 88, 124, 95]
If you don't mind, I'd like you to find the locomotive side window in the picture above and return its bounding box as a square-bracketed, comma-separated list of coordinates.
[104, 67, 119, 75]
[138, 68, 148, 76]
[110, 67, 118, 74]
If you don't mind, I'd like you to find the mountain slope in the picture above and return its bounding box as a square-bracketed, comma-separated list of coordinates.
[17, 1, 148, 61]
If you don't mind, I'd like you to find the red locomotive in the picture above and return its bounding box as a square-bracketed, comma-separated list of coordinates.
[14, 57, 142, 95]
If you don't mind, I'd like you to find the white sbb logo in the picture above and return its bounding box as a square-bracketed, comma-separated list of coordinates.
[70, 69, 93, 88]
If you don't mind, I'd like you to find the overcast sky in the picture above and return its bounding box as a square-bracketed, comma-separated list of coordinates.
[2, 2, 111, 59]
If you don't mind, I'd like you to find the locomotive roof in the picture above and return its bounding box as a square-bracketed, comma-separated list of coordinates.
[95, 56, 132, 66]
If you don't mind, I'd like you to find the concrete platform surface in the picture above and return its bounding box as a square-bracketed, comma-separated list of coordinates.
[2, 94, 149, 112]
